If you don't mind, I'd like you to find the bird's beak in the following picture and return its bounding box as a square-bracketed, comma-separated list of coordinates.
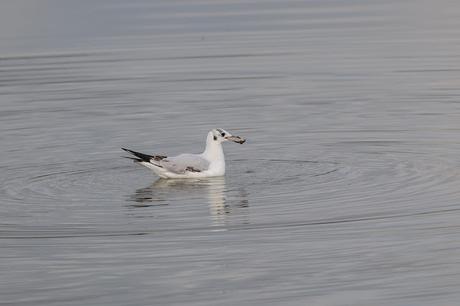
[225, 135, 246, 144]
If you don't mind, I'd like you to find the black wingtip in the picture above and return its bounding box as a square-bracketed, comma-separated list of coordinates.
[121, 148, 154, 163]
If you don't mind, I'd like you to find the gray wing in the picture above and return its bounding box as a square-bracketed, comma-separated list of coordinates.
[159, 154, 209, 174]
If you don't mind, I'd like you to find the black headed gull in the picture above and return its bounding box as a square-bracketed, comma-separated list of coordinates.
[122, 128, 245, 178]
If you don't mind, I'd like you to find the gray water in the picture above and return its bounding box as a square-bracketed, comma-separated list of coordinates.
[2, 1, 460, 305]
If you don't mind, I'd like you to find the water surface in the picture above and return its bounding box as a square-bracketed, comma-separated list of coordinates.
[2, 1, 460, 305]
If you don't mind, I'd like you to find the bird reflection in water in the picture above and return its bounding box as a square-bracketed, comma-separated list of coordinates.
[127, 177, 249, 226]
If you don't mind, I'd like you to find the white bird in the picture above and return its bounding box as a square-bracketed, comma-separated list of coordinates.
[122, 128, 245, 179]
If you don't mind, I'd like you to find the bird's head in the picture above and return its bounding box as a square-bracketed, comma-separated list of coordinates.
[210, 128, 246, 144]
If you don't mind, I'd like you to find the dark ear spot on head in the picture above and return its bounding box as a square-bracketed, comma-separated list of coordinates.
[213, 136, 217, 141]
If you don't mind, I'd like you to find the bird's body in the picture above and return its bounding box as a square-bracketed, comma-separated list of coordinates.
[123, 129, 245, 179]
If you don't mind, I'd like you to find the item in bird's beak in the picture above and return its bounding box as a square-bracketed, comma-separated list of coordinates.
[226, 135, 246, 144]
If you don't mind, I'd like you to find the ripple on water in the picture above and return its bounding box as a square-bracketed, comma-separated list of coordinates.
[1, 153, 460, 238]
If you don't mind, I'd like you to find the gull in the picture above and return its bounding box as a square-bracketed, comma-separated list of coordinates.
[122, 128, 245, 179]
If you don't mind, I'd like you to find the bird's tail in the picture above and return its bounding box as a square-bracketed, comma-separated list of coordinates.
[121, 148, 153, 163]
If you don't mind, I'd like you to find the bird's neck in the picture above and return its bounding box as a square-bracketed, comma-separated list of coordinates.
[203, 134, 225, 162]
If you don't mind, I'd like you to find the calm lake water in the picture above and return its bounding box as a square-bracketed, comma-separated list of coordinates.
[2, 1, 460, 305]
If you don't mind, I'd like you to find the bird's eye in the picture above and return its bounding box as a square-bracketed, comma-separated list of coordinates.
[221, 132, 226, 137]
